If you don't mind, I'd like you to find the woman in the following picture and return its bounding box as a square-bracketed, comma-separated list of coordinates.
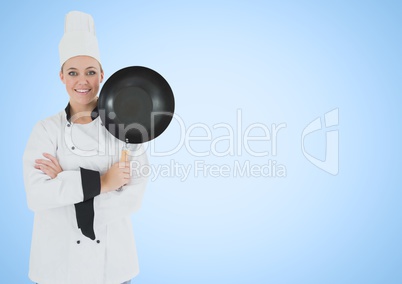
[23, 11, 148, 284]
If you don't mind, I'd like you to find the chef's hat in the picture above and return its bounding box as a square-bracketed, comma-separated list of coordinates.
[58, 11, 101, 67]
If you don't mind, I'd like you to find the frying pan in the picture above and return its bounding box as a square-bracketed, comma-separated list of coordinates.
[98, 66, 175, 144]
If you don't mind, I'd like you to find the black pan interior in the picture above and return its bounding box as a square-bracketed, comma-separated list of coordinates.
[98, 66, 175, 143]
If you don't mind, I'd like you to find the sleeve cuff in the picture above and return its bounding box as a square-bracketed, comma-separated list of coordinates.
[74, 168, 101, 240]
[74, 199, 96, 240]
[80, 167, 101, 201]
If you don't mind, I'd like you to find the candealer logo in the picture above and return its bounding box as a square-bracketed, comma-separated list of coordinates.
[64, 108, 339, 179]
[149, 109, 287, 157]
[301, 108, 339, 175]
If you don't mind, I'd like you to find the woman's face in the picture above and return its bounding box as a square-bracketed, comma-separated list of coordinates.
[60, 56, 104, 110]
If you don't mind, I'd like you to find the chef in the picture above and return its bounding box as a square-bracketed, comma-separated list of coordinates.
[23, 11, 148, 284]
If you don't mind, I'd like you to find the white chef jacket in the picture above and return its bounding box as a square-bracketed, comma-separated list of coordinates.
[23, 105, 149, 284]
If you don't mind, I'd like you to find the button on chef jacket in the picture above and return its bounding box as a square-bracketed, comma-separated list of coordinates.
[23, 104, 149, 284]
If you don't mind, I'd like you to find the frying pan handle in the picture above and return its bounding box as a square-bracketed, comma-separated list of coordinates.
[117, 140, 130, 192]
[120, 138, 130, 162]
[120, 149, 129, 162]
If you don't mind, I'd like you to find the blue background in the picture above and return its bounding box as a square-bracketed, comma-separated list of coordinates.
[1, 0, 401, 283]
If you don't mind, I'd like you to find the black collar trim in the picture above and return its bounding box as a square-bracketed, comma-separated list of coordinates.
[64, 103, 99, 123]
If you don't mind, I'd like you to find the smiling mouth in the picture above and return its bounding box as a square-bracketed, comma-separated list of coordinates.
[75, 89, 91, 94]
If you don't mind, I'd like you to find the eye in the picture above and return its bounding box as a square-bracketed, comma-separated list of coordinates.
[87, 70, 97, 76]
[68, 71, 78, 76]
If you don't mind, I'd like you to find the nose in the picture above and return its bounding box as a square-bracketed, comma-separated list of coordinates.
[77, 74, 89, 84]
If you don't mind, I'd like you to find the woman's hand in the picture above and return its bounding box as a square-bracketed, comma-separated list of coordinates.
[100, 162, 131, 193]
[35, 153, 63, 179]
